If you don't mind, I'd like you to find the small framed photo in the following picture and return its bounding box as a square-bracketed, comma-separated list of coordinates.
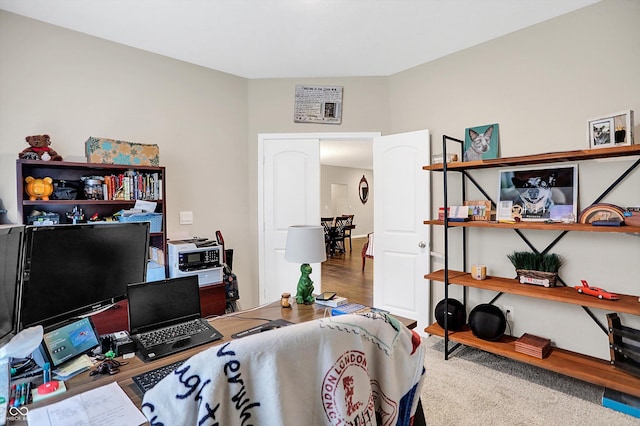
[498, 164, 578, 222]
[464, 200, 491, 221]
[588, 110, 634, 148]
[463, 123, 499, 162]
[497, 200, 514, 222]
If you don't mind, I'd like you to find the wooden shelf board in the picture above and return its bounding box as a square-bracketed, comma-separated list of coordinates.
[424, 220, 640, 233]
[425, 322, 640, 398]
[18, 158, 163, 172]
[423, 145, 640, 171]
[425, 269, 640, 316]
[23, 199, 142, 206]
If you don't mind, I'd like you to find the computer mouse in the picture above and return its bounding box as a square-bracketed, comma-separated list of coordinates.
[37, 381, 59, 395]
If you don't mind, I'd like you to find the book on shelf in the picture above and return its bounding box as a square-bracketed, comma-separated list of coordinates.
[101, 171, 162, 201]
[314, 295, 348, 307]
[602, 388, 640, 419]
[515, 333, 552, 359]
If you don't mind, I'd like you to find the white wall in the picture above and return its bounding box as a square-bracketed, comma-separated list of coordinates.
[388, 0, 640, 359]
[248, 78, 390, 306]
[1, 0, 639, 360]
[321, 165, 373, 237]
[0, 10, 252, 305]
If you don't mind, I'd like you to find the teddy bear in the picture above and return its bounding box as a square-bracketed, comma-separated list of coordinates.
[19, 134, 63, 161]
[25, 176, 54, 200]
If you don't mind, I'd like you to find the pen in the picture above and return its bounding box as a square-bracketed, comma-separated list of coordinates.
[18, 383, 25, 407]
[26, 381, 32, 404]
[43, 362, 51, 383]
[13, 383, 21, 407]
[8, 384, 16, 407]
[12, 367, 43, 381]
[20, 382, 28, 406]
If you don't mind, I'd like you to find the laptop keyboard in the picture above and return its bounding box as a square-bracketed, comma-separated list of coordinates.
[136, 318, 210, 348]
[132, 359, 186, 393]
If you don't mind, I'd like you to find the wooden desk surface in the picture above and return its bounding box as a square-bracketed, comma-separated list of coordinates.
[12, 301, 416, 424]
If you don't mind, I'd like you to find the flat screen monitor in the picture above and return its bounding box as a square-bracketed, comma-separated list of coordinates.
[0, 225, 25, 347]
[20, 222, 150, 330]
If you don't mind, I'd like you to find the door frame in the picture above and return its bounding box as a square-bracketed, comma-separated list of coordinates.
[258, 132, 381, 303]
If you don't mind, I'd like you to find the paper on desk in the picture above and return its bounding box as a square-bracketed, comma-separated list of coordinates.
[27, 381, 147, 426]
[53, 354, 94, 380]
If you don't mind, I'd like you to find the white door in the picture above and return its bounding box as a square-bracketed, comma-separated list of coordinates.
[373, 130, 431, 333]
[258, 136, 321, 304]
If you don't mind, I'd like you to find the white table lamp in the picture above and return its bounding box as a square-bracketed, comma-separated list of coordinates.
[285, 225, 327, 304]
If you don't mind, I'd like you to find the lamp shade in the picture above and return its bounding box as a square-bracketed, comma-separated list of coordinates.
[284, 225, 327, 264]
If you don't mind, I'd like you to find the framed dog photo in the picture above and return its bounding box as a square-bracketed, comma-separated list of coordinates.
[463, 123, 499, 162]
[588, 117, 614, 148]
[497, 164, 578, 222]
[588, 110, 634, 148]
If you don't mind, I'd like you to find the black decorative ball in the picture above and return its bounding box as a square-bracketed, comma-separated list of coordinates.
[434, 298, 466, 331]
[468, 304, 506, 341]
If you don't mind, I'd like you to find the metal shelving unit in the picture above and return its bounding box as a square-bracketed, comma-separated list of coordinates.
[424, 140, 640, 396]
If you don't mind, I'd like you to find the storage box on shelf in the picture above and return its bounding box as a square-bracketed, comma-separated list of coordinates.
[424, 142, 640, 398]
[16, 159, 167, 267]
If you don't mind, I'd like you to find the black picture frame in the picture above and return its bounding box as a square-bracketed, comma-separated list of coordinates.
[498, 164, 578, 222]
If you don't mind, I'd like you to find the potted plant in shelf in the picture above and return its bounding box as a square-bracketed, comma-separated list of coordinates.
[507, 251, 564, 288]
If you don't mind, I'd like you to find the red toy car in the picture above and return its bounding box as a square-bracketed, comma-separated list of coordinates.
[575, 280, 619, 300]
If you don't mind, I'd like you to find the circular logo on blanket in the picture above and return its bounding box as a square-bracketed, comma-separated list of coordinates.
[322, 350, 374, 423]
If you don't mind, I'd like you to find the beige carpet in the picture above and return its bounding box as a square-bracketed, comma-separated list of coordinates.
[421, 336, 638, 425]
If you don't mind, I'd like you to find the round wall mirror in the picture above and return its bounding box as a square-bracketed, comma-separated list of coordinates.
[359, 175, 369, 204]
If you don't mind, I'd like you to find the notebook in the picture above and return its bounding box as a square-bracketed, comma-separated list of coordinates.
[127, 276, 223, 362]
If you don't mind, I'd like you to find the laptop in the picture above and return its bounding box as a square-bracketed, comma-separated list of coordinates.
[127, 276, 223, 362]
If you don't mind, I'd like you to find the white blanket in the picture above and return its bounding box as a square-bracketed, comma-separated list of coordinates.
[142, 312, 426, 426]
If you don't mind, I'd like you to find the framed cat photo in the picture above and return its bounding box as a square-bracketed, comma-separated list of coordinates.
[497, 164, 578, 222]
[588, 110, 634, 149]
[463, 123, 499, 162]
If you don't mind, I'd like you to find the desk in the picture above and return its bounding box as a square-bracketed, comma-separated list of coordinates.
[11, 301, 416, 424]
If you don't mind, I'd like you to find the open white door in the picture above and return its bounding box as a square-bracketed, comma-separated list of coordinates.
[373, 130, 430, 333]
[258, 135, 321, 304]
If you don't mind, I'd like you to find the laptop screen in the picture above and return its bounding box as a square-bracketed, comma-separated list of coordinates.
[127, 276, 201, 335]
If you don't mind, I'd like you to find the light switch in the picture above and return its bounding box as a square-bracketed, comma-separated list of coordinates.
[179, 211, 193, 225]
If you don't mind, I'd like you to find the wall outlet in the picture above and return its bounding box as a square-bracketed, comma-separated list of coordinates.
[503, 305, 514, 322]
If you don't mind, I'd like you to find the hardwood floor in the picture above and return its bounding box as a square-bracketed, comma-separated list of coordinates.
[320, 236, 373, 306]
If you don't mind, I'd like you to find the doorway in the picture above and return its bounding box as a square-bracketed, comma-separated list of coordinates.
[258, 132, 380, 305]
[258, 130, 430, 332]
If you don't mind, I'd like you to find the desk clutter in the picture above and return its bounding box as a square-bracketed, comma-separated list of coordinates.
[1, 299, 422, 426]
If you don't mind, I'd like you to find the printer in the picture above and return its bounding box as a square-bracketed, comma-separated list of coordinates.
[167, 240, 223, 286]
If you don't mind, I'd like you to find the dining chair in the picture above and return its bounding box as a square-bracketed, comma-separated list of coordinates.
[321, 217, 335, 255]
[340, 214, 354, 251]
[331, 216, 348, 254]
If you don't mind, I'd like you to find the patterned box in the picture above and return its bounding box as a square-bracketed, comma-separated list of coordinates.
[85, 136, 160, 166]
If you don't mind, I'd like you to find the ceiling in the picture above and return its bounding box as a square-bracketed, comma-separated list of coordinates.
[0, 0, 600, 169]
